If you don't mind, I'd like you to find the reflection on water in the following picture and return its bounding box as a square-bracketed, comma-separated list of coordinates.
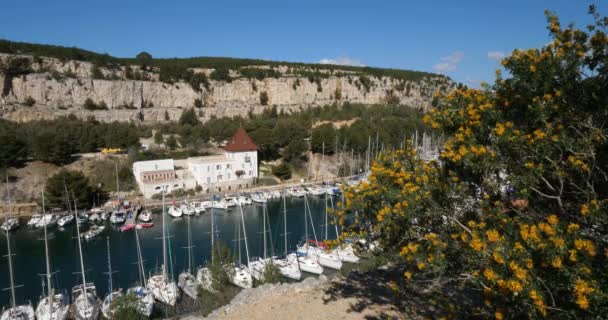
[0, 196, 340, 305]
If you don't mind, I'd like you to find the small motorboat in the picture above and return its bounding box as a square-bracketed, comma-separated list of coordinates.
[1, 217, 20, 231]
[89, 213, 100, 222]
[168, 206, 182, 218]
[211, 199, 228, 210]
[35, 214, 57, 229]
[138, 210, 152, 222]
[82, 225, 105, 240]
[120, 223, 135, 232]
[237, 196, 252, 206]
[251, 192, 267, 204]
[110, 211, 126, 224]
[135, 222, 154, 229]
[57, 214, 74, 227]
[27, 214, 42, 227]
[200, 201, 212, 210]
[180, 204, 194, 216]
[224, 197, 238, 208]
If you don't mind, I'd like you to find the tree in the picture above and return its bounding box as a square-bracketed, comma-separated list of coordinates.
[210, 67, 232, 82]
[272, 161, 292, 180]
[0, 122, 27, 169]
[194, 98, 204, 108]
[179, 108, 200, 126]
[165, 135, 178, 150]
[45, 170, 103, 210]
[311, 123, 336, 154]
[110, 292, 145, 320]
[135, 51, 152, 70]
[283, 138, 307, 165]
[153, 131, 164, 145]
[338, 9, 608, 319]
[259, 91, 269, 106]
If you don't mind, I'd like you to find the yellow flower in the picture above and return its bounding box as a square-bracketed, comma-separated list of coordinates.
[469, 238, 485, 252]
[551, 256, 562, 269]
[547, 214, 558, 225]
[404, 271, 413, 280]
[580, 204, 590, 216]
[576, 295, 589, 309]
[525, 258, 533, 269]
[507, 280, 523, 293]
[529, 65, 537, 73]
[486, 229, 500, 243]
[567, 223, 580, 234]
[495, 311, 504, 320]
[417, 262, 425, 270]
[493, 252, 505, 264]
[484, 268, 497, 281]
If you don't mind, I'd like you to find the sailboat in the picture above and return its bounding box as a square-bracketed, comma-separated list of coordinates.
[35, 191, 70, 320]
[70, 195, 101, 320]
[271, 190, 302, 280]
[288, 193, 323, 275]
[178, 207, 200, 299]
[196, 195, 218, 292]
[297, 194, 342, 270]
[127, 226, 154, 317]
[249, 201, 272, 281]
[229, 197, 252, 289]
[146, 190, 178, 306]
[101, 237, 122, 319]
[0, 211, 34, 320]
[328, 195, 360, 263]
[1, 175, 20, 232]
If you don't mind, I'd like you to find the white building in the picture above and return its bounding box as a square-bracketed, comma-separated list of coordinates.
[133, 128, 258, 198]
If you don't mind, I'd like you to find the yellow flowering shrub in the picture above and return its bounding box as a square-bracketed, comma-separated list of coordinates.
[336, 8, 608, 319]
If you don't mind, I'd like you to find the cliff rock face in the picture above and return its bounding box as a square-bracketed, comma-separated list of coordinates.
[0, 54, 451, 123]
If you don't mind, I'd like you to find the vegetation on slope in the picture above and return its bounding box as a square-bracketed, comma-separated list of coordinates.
[335, 7, 608, 319]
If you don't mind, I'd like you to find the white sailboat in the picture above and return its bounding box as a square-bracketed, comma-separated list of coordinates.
[0, 209, 35, 320]
[297, 194, 342, 270]
[229, 198, 252, 289]
[328, 195, 359, 263]
[250, 192, 267, 204]
[249, 201, 271, 281]
[272, 190, 302, 280]
[289, 193, 324, 275]
[27, 214, 42, 228]
[128, 226, 154, 317]
[36, 192, 70, 320]
[147, 190, 178, 306]
[178, 207, 200, 299]
[70, 195, 101, 320]
[196, 195, 218, 292]
[167, 205, 182, 218]
[101, 237, 122, 319]
[1, 175, 20, 233]
[57, 215, 74, 227]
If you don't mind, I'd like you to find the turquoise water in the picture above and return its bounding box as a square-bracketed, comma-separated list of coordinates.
[0, 196, 340, 306]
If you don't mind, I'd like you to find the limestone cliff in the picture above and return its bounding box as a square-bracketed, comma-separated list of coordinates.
[0, 53, 452, 123]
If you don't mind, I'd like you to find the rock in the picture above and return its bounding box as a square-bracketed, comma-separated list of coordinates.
[0, 53, 452, 123]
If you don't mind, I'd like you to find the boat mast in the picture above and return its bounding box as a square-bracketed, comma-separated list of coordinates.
[283, 189, 287, 255]
[42, 191, 53, 316]
[237, 194, 250, 268]
[73, 193, 90, 313]
[161, 190, 167, 281]
[262, 202, 267, 259]
[134, 226, 146, 287]
[115, 163, 120, 204]
[305, 194, 319, 244]
[106, 236, 114, 296]
[4, 210, 16, 310]
[210, 196, 215, 263]
[324, 192, 328, 241]
[186, 208, 193, 274]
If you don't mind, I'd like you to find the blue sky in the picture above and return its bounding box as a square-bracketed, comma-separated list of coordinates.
[1, 1, 604, 85]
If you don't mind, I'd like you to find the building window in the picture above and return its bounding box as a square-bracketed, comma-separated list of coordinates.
[216, 164, 221, 170]
[245, 156, 251, 163]
[207, 166, 210, 172]
[249, 170, 252, 176]
[226, 164, 231, 169]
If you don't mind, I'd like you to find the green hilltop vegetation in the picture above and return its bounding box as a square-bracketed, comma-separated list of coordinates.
[0, 39, 446, 83]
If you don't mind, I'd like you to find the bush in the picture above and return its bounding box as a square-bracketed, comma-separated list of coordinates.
[272, 161, 292, 180]
[259, 91, 269, 106]
[45, 169, 105, 210]
[24, 96, 36, 107]
[210, 67, 232, 82]
[260, 262, 284, 284]
[194, 98, 204, 108]
[110, 292, 145, 320]
[83, 98, 108, 111]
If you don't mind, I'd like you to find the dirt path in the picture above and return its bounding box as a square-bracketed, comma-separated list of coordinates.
[182, 274, 401, 320]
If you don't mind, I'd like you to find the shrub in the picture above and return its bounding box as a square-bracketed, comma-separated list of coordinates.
[194, 98, 204, 108]
[83, 98, 108, 110]
[24, 96, 36, 107]
[210, 67, 232, 82]
[272, 161, 292, 180]
[260, 91, 269, 106]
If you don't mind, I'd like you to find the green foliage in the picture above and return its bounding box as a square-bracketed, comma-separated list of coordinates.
[110, 292, 145, 320]
[358, 75, 372, 92]
[179, 108, 201, 126]
[1, 56, 32, 96]
[24, 96, 36, 107]
[153, 131, 163, 145]
[311, 123, 336, 154]
[239, 67, 280, 80]
[90, 64, 104, 79]
[259, 91, 269, 106]
[283, 138, 307, 165]
[88, 160, 136, 193]
[83, 98, 109, 111]
[210, 67, 232, 82]
[135, 51, 152, 69]
[165, 135, 178, 150]
[0, 121, 27, 168]
[194, 98, 204, 108]
[260, 262, 284, 284]
[272, 161, 292, 180]
[44, 169, 105, 210]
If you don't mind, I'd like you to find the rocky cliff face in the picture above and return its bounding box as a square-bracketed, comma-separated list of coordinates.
[0, 54, 451, 123]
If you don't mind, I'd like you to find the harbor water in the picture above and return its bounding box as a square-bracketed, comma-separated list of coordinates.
[0, 196, 340, 306]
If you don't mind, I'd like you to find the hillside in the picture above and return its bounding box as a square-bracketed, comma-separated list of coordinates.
[0, 39, 452, 123]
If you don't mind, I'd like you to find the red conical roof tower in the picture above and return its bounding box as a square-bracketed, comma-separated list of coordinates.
[223, 127, 257, 152]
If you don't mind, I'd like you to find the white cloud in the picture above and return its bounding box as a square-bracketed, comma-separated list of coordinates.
[487, 51, 505, 60]
[318, 56, 365, 67]
[432, 51, 464, 73]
